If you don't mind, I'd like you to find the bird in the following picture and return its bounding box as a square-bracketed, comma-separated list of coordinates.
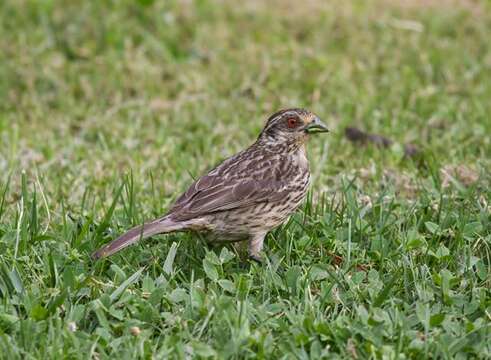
[92, 108, 329, 262]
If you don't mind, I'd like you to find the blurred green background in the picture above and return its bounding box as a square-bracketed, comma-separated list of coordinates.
[0, 0, 490, 358]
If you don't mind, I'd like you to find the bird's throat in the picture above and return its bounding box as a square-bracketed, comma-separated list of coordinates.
[257, 133, 308, 154]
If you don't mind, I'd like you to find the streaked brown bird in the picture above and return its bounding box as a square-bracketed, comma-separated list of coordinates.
[92, 108, 329, 262]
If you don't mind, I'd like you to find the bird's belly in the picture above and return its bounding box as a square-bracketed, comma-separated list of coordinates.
[205, 190, 308, 242]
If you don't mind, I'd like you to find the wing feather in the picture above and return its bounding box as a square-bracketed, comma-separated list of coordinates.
[168, 150, 291, 221]
[169, 177, 288, 221]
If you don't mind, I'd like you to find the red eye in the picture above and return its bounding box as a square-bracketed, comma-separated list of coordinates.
[287, 118, 297, 128]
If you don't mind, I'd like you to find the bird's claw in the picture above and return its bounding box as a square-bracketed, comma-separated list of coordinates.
[248, 254, 263, 265]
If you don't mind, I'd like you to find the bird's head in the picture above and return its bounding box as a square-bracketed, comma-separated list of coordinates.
[258, 108, 329, 150]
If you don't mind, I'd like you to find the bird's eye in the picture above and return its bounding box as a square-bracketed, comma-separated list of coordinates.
[287, 118, 298, 129]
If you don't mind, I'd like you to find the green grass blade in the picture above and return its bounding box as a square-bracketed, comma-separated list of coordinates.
[109, 268, 143, 303]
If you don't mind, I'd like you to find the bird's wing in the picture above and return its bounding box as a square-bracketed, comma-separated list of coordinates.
[169, 176, 289, 221]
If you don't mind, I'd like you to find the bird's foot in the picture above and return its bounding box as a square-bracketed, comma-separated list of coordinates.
[248, 253, 263, 265]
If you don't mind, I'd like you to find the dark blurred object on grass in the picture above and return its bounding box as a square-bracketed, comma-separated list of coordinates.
[345, 127, 419, 157]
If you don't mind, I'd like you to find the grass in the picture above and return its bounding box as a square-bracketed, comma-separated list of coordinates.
[1, 0, 491, 358]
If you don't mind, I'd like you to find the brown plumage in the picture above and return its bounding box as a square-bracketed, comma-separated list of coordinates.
[92, 108, 329, 262]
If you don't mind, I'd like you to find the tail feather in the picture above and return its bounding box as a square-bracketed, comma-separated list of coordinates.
[92, 217, 183, 260]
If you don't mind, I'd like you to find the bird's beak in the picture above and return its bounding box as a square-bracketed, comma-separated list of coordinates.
[304, 116, 329, 134]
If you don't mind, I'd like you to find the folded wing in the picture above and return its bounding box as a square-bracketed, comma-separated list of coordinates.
[169, 176, 288, 221]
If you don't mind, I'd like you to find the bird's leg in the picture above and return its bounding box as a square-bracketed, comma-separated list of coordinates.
[248, 233, 266, 264]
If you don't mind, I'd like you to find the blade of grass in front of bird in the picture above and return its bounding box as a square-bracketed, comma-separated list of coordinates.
[74, 214, 92, 249]
[122, 171, 137, 224]
[0, 262, 24, 295]
[94, 181, 125, 242]
[163, 242, 179, 275]
[372, 269, 401, 307]
[319, 263, 348, 292]
[29, 185, 38, 242]
[110, 267, 143, 303]
[0, 263, 13, 296]
[47, 289, 68, 315]
[0, 173, 11, 223]
[14, 173, 26, 259]
[47, 253, 59, 288]
[35, 172, 51, 234]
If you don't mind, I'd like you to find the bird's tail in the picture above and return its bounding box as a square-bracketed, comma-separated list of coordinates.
[92, 216, 184, 260]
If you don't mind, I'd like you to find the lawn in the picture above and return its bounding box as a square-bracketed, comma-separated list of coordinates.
[1, 0, 490, 358]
